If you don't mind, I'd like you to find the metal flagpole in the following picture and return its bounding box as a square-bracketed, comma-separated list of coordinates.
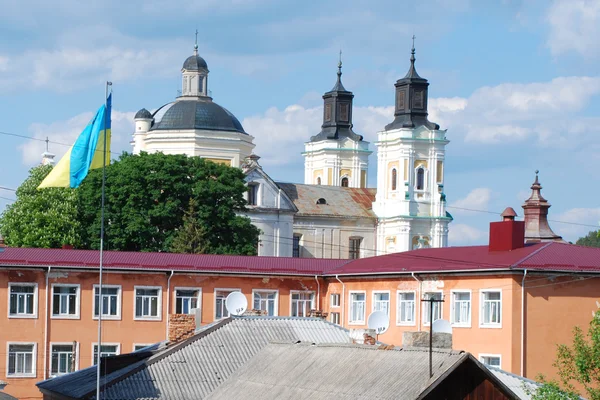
[96, 81, 112, 400]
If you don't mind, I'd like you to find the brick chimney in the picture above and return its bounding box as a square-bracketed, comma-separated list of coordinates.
[402, 331, 452, 349]
[522, 171, 563, 243]
[489, 207, 525, 251]
[168, 314, 196, 343]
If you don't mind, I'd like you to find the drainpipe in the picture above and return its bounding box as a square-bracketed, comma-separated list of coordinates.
[314, 276, 320, 311]
[335, 275, 345, 326]
[412, 272, 421, 331]
[165, 271, 174, 340]
[521, 269, 528, 376]
[43, 266, 51, 380]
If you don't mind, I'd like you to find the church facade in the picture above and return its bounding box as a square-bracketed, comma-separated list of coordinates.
[131, 42, 451, 258]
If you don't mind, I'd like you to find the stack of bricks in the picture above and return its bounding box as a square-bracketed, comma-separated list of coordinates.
[168, 314, 196, 343]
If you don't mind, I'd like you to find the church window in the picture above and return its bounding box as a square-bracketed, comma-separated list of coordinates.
[183, 76, 188, 93]
[248, 183, 259, 206]
[292, 234, 302, 258]
[198, 76, 204, 94]
[413, 91, 424, 109]
[436, 161, 444, 183]
[349, 237, 362, 259]
[341, 177, 349, 187]
[316, 177, 321, 185]
[396, 90, 406, 111]
[416, 168, 425, 191]
[391, 169, 397, 191]
[339, 103, 349, 122]
[324, 104, 332, 122]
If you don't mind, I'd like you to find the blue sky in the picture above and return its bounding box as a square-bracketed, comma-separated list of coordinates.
[1, 0, 599, 245]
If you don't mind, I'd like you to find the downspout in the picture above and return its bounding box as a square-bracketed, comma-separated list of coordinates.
[314, 276, 320, 310]
[43, 266, 51, 380]
[412, 272, 422, 331]
[521, 269, 528, 376]
[335, 275, 345, 326]
[165, 271, 174, 340]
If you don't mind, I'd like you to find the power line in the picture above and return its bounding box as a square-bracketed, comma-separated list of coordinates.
[0, 186, 16, 192]
[0, 130, 122, 156]
[0, 195, 16, 202]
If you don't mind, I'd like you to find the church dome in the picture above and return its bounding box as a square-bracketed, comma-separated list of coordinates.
[134, 108, 152, 119]
[150, 99, 246, 134]
[182, 54, 208, 71]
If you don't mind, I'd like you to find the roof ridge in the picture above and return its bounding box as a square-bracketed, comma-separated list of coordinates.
[512, 242, 553, 268]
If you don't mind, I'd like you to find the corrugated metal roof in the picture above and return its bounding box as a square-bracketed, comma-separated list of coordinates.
[276, 182, 376, 219]
[487, 367, 539, 400]
[206, 343, 466, 400]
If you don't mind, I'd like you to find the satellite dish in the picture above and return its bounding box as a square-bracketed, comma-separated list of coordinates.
[367, 311, 390, 335]
[225, 292, 247, 316]
[432, 319, 452, 334]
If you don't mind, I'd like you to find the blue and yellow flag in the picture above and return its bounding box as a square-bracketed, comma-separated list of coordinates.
[39, 95, 112, 189]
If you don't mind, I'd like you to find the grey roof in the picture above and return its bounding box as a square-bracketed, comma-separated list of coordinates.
[487, 368, 540, 400]
[134, 108, 152, 119]
[0, 393, 18, 400]
[150, 99, 246, 134]
[183, 54, 208, 71]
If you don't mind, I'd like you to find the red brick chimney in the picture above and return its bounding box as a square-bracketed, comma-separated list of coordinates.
[522, 171, 563, 243]
[489, 207, 525, 251]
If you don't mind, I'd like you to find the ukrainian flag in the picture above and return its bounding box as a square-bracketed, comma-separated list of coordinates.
[38, 95, 112, 189]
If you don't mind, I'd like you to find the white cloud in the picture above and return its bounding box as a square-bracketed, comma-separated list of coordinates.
[551, 207, 600, 241]
[449, 188, 492, 213]
[449, 223, 487, 245]
[546, 0, 600, 58]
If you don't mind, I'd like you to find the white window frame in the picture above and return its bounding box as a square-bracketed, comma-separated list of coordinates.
[330, 312, 341, 325]
[6, 342, 37, 378]
[450, 289, 472, 328]
[173, 287, 202, 315]
[422, 290, 443, 326]
[214, 288, 241, 320]
[330, 293, 340, 308]
[133, 344, 153, 352]
[93, 284, 122, 320]
[479, 353, 502, 369]
[92, 343, 120, 366]
[480, 289, 502, 329]
[396, 290, 416, 326]
[289, 290, 315, 317]
[252, 289, 279, 316]
[51, 284, 80, 320]
[8, 282, 38, 319]
[49, 342, 78, 377]
[372, 290, 390, 315]
[414, 165, 429, 192]
[348, 290, 367, 325]
[133, 285, 162, 321]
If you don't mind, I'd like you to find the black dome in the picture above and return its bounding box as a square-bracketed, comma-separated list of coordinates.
[182, 55, 208, 71]
[150, 99, 246, 134]
[134, 108, 152, 119]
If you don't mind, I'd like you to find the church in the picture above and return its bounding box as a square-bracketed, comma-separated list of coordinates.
[132, 41, 452, 259]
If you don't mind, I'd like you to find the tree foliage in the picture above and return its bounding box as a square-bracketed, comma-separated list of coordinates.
[0, 165, 81, 248]
[576, 230, 600, 248]
[169, 198, 208, 254]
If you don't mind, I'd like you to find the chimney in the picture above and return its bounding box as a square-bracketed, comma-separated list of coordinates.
[168, 314, 196, 343]
[0, 235, 6, 248]
[522, 171, 563, 243]
[402, 331, 452, 349]
[489, 207, 525, 251]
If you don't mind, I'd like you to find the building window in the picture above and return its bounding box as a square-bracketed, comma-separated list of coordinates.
[94, 285, 121, 319]
[215, 289, 240, 319]
[330, 293, 340, 308]
[52, 285, 79, 318]
[349, 292, 366, 324]
[50, 344, 74, 376]
[451, 291, 471, 326]
[339, 103, 349, 122]
[480, 355, 501, 368]
[291, 291, 314, 317]
[481, 290, 502, 327]
[316, 177, 321, 185]
[349, 237, 361, 259]
[423, 292, 442, 325]
[413, 90, 424, 109]
[175, 288, 201, 314]
[373, 292, 390, 315]
[253, 290, 278, 316]
[416, 167, 425, 190]
[292, 234, 302, 258]
[7, 343, 36, 377]
[330, 312, 340, 325]
[248, 183, 258, 206]
[391, 168, 397, 191]
[9, 283, 37, 317]
[134, 286, 161, 320]
[198, 76, 204, 94]
[93, 344, 119, 365]
[397, 292, 416, 325]
[341, 177, 349, 187]
[134, 344, 152, 352]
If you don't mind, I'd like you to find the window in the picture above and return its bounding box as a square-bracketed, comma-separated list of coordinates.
[397, 291, 416, 325]
[7, 343, 36, 377]
[339, 103, 349, 122]
[451, 291, 471, 327]
[391, 168, 397, 191]
[416, 167, 425, 190]
[349, 292, 366, 324]
[9, 283, 37, 317]
[423, 292, 442, 325]
[134, 344, 152, 352]
[134, 286, 161, 320]
[175, 288, 201, 314]
[94, 285, 121, 319]
[480, 355, 501, 368]
[253, 290, 278, 316]
[330, 293, 340, 308]
[330, 312, 340, 325]
[93, 344, 119, 365]
[481, 290, 502, 327]
[50, 344, 74, 376]
[248, 183, 258, 206]
[349, 237, 361, 259]
[316, 198, 327, 205]
[52, 285, 79, 318]
[292, 234, 302, 258]
[215, 289, 240, 319]
[341, 177, 349, 187]
[291, 291, 314, 317]
[198, 76, 204, 93]
[325, 103, 332, 121]
[373, 292, 390, 315]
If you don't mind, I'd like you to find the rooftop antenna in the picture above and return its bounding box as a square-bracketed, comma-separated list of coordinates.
[225, 292, 247, 316]
[367, 311, 389, 341]
[421, 295, 445, 378]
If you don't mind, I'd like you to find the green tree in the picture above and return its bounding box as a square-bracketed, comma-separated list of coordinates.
[170, 198, 208, 254]
[526, 376, 579, 399]
[576, 230, 600, 248]
[0, 165, 81, 248]
[77, 152, 259, 254]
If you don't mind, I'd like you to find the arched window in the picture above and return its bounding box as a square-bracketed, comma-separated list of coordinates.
[316, 177, 321, 185]
[316, 198, 327, 205]
[341, 177, 349, 187]
[416, 168, 425, 190]
[391, 168, 397, 191]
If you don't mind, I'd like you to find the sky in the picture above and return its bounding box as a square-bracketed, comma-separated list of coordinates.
[1, 0, 599, 246]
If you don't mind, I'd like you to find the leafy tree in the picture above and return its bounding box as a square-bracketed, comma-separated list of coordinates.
[576, 230, 600, 248]
[170, 198, 208, 254]
[77, 152, 259, 254]
[525, 376, 579, 399]
[0, 165, 81, 248]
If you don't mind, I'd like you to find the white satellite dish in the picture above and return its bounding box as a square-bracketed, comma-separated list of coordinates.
[432, 319, 452, 334]
[367, 311, 390, 335]
[225, 292, 247, 316]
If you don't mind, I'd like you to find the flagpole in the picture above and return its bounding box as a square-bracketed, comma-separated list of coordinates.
[96, 81, 112, 400]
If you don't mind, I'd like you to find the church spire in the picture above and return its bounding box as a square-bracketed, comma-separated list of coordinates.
[522, 170, 563, 243]
[194, 29, 199, 55]
[181, 31, 209, 98]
